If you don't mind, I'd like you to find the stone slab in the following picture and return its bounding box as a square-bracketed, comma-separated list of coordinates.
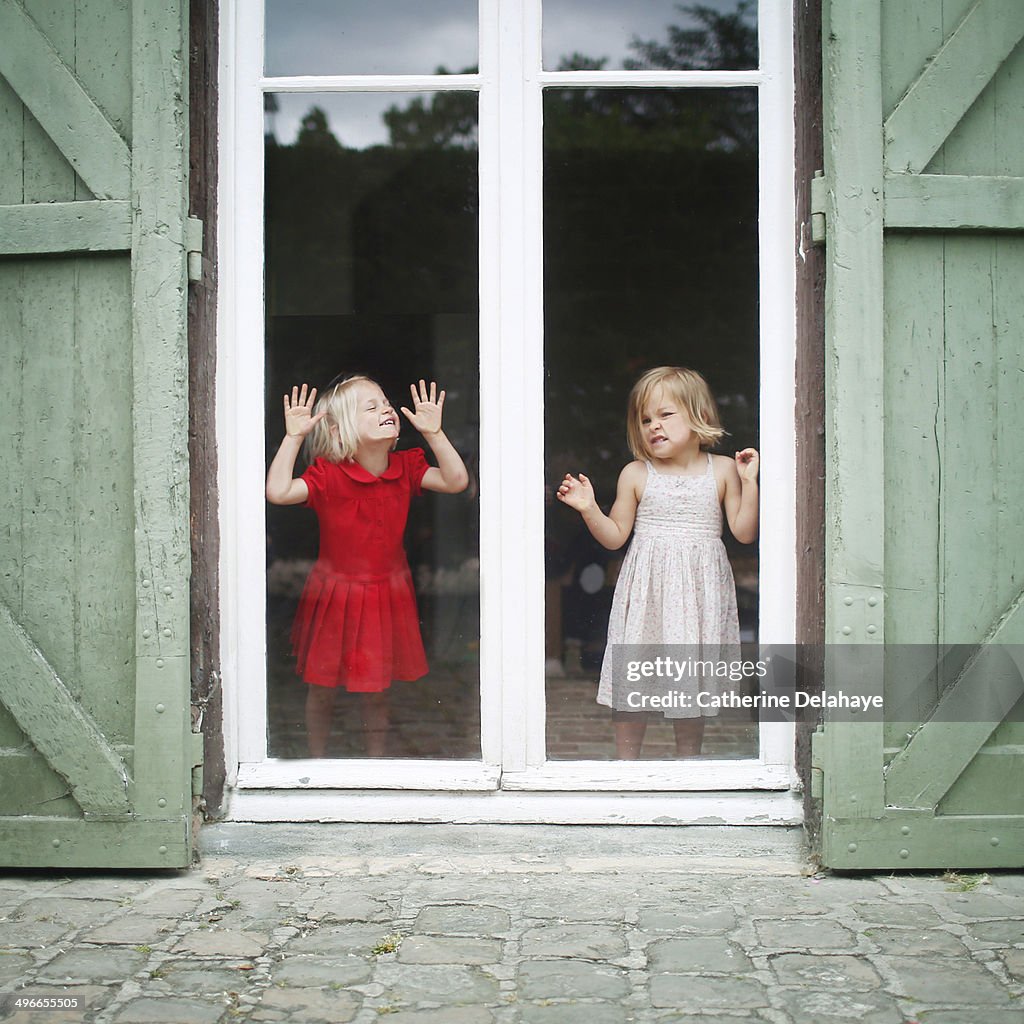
[398, 936, 503, 965]
[517, 958, 629, 999]
[519, 925, 628, 959]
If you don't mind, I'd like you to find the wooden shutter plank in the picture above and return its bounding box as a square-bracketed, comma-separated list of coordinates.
[942, 236, 1004, 640]
[884, 0, 1024, 174]
[0, 0, 130, 199]
[20, 0, 79, 203]
[0, 201, 132, 254]
[19, 260, 77, 685]
[0, 73, 22, 204]
[884, 174, 1024, 230]
[0, 600, 131, 818]
[0, 750, 80, 817]
[74, 256, 137, 745]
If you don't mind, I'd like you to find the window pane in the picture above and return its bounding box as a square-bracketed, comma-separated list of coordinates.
[543, 88, 759, 760]
[543, 0, 758, 72]
[264, 93, 480, 759]
[265, 0, 478, 76]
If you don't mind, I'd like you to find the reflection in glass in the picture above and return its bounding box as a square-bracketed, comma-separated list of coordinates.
[264, 93, 480, 759]
[543, 88, 759, 760]
[265, 0, 478, 77]
[543, 0, 757, 72]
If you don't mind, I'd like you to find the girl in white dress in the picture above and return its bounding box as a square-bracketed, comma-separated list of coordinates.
[557, 366, 759, 759]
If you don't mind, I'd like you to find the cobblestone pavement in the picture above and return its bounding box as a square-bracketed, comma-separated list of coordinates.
[1, 824, 1022, 1023]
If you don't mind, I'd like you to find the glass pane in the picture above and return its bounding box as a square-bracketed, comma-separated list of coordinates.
[543, 0, 757, 72]
[265, 0, 478, 76]
[543, 88, 759, 760]
[264, 93, 480, 759]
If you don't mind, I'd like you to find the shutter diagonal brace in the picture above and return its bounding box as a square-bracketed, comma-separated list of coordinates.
[0, 601, 131, 819]
[0, 0, 131, 199]
[884, 0, 1024, 175]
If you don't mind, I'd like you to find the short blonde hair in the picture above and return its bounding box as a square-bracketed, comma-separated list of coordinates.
[625, 366, 725, 459]
[305, 374, 396, 463]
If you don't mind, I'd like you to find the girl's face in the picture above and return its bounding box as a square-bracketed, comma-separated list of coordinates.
[353, 381, 399, 446]
[640, 385, 696, 459]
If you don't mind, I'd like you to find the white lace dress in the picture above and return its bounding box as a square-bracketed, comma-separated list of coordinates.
[596, 453, 740, 718]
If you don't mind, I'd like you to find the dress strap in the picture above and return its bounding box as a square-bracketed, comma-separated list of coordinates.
[645, 458, 658, 475]
[704, 452, 714, 476]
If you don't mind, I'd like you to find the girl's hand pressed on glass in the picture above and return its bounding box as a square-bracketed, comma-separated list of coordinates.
[401, 379, 445, 436]
[284, 383, 326, 437]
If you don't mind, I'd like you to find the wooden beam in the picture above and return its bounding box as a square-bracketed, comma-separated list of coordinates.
[822, 0, 887, 817]
[130, 0, 193, 824]
[822, 812, 1024, 870]
[0, 817, 191, 869]
[885, 174, 1024, 230]
[0, 201, 131, 255]
[0, 599, 131, 818]
[0, 0, 131, 199]
[884, 0, 1024, 174]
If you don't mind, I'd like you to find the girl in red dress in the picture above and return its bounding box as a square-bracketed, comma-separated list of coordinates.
[266, 376, 469, 757]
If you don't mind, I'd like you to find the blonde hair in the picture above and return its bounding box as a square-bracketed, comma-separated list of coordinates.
[625, 366, 725, 459]
[305, 374, 396, 463]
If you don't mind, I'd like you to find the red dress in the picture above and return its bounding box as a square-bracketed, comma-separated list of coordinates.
[290, 449, 429, 691]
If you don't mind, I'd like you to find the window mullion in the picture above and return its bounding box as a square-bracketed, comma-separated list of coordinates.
[487, 0, 546, 773]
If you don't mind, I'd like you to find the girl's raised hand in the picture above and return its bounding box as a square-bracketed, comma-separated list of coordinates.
[735, 448, 759, 483]
[400, 379, 445, 436]
[556, 472, 595, 512]
[284, 384, 325, 437]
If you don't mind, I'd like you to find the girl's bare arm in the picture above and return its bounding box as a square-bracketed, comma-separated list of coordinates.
[720, 449, 759, 544]
[266, 384, 323, 505]
[401, 380, 470, 494]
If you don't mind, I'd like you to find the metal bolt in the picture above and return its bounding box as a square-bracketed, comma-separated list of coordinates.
[899, 849, 909, 858]
[143, 629, 151, 639]
[991, 837, 1000, 847]
[844, 597, 853, 606]
[901, 825, 910, 836]
[155, 703, 165, 714]
[847, 843, 857, 853]
[157, 798, 167, 808]
[842, 626, 852, 636]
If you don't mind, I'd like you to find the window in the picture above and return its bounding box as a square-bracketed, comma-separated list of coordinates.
[220, 0, 797, 815]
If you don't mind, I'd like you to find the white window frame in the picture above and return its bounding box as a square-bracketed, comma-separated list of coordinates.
[218, 0, 799, 823]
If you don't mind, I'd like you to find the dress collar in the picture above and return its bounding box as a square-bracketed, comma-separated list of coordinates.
[337, 452, 402, 483]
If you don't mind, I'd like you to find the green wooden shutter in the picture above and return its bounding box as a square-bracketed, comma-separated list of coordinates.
[818, 0, 1024, 869]
[0, 0, 199, 868]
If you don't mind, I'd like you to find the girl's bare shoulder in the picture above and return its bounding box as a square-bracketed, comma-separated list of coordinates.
[619, 460, 648, 499]
[709, 452, 739, 476]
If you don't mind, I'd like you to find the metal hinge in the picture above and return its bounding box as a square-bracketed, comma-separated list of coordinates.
[191, 730, 204, 798]
[809, 725, 825, 800]
[186, 217, 204, 282]
[810, 171, 827, 245]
